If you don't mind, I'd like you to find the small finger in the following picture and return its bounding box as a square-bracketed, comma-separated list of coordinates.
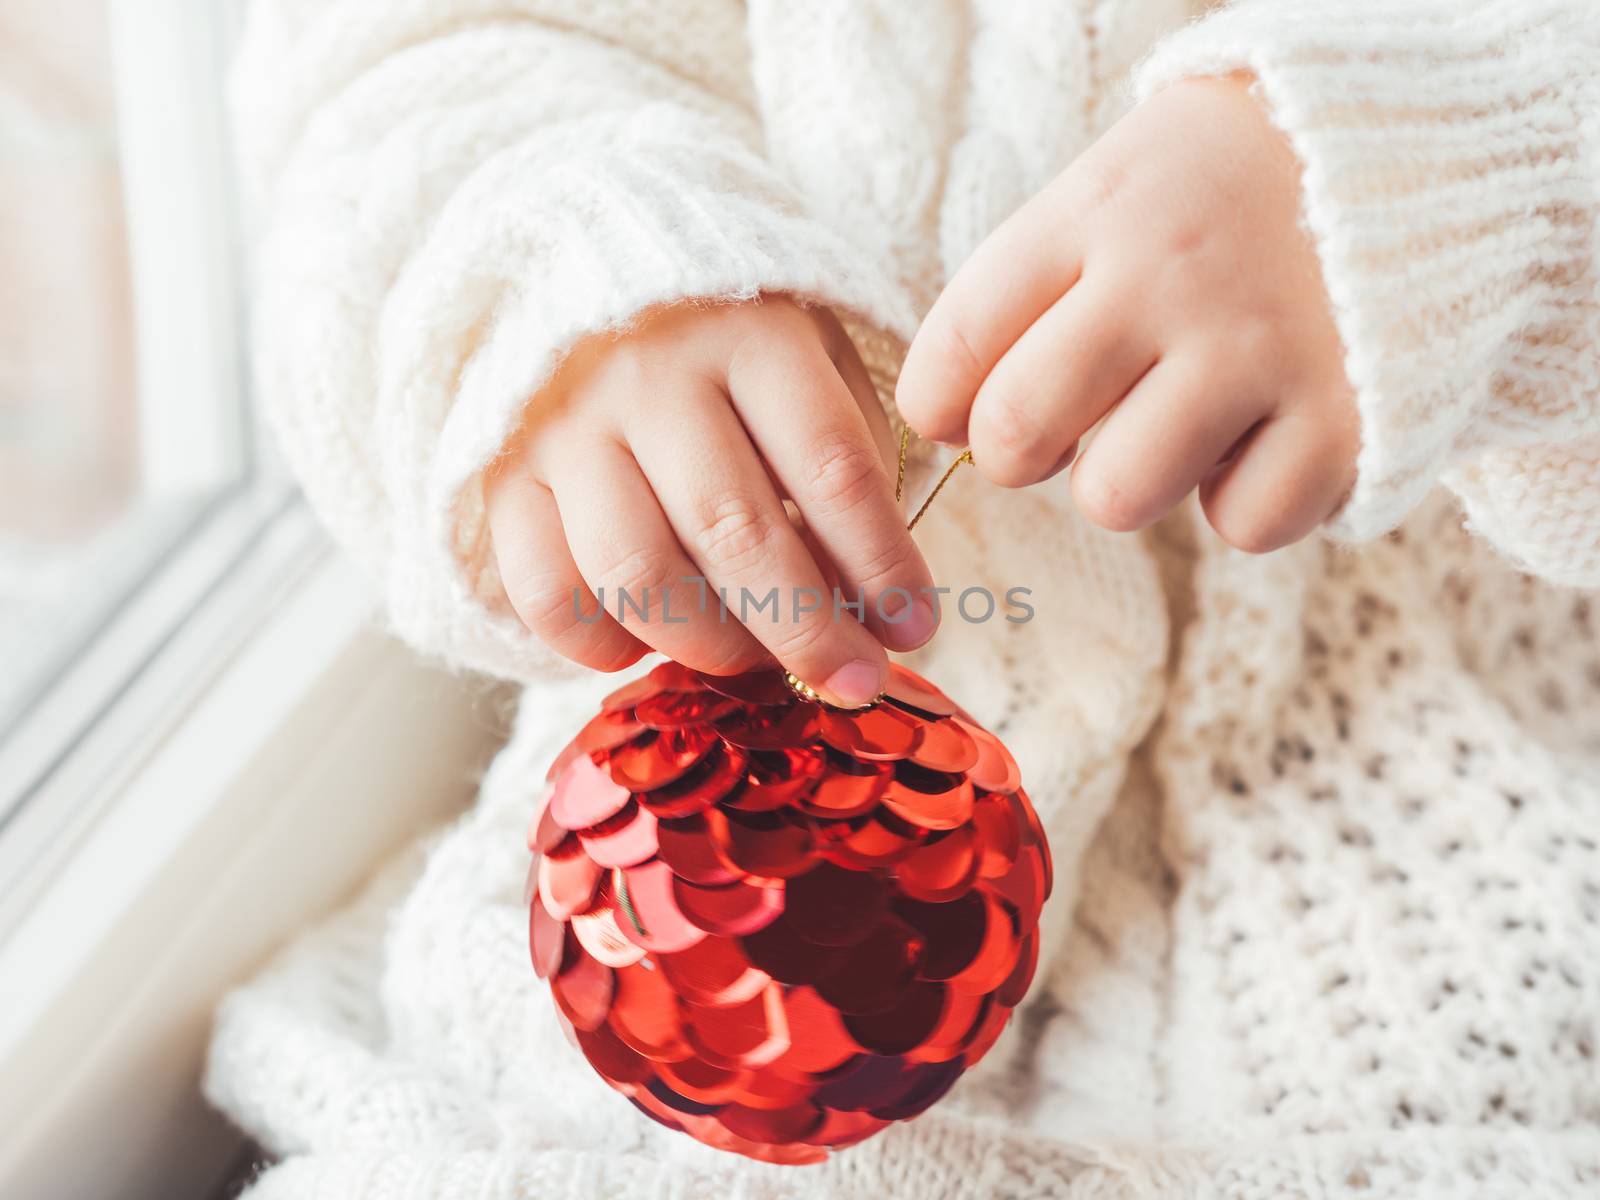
[1071, 353, 1273, 533]
[485, 471, 648, 671]
[1199, 405, 1358, 554]
[547, 438, 767, 674]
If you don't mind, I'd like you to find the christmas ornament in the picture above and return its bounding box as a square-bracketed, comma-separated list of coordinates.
[525, 659, 1050, 1164]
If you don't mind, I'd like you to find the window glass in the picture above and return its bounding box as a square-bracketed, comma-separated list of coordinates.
[0, 0, 263, 819]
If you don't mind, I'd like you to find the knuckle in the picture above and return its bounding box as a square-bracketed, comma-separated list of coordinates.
[803, 433, 886, 516]
[508, 569, 589, 638]
[596, 546, 679, 602]
[851, 536, 919, 594]
[973, 393, 1047, 487]
[766, 610, 831, 665]
[1149, 248, 1208, 316]
[1075, 155, 1133, 219]
[1072, 464, 1146, 532]
[1160, 212, 1216, 266]
[592, 338, 659, 397]
[691, 496, 773, 573]
[981, 392, 1042, 454]
[506, 572, 634, 667]
[1227, 314, 1283, 366]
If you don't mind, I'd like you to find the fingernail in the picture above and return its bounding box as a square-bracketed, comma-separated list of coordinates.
[882, 593, 937, 649]
[823, 659, 885, 708]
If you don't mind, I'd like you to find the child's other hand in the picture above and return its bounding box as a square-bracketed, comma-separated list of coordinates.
[898, 77, 1358, 554]
[485, 298, 936, 707]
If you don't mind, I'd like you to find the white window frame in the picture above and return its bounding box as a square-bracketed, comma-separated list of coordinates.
[0, 535, 508, 1200]
[111, 0, 248, 495]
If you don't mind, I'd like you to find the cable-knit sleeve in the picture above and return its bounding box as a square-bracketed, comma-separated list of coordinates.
[230, 1, 918, 681]
[1134, 0, 1600, 587]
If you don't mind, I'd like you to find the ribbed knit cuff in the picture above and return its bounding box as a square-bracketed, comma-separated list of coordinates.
[1447, 438, 1600, 587]
[1134, 0, 1600, 543]
[372, 103, 919, 682]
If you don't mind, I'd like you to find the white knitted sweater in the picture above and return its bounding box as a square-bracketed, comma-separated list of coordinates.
[207, 1, 1600, 1196]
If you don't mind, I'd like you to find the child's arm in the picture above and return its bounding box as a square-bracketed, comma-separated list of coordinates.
[232, 1, 923, 687]
[901, 0, 1600, 586]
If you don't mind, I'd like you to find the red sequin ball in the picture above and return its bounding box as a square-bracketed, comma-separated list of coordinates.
[526, 660, 1051, 1164]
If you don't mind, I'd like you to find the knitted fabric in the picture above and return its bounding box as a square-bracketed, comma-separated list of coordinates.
[207, 1, 1600, 1195]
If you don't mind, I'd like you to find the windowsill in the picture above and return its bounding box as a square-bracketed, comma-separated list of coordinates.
[0, 519, 511, 1200]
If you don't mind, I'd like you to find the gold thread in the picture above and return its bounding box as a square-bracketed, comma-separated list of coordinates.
[895, 424, 912, 504]
[907, 448, 975, 532]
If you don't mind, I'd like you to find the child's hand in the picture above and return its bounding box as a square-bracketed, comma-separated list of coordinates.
[485, 298, 937, 707]
[898, 77, 1359, 554]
